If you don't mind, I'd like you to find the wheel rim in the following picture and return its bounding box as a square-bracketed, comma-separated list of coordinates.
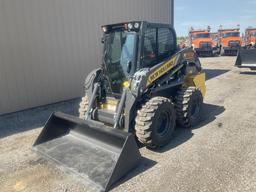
[156, 112, 171, 137]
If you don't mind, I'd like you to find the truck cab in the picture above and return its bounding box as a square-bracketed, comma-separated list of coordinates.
[244, 28, 256, 48]
[189, 28, 217, 57]
[218, 28, 241, 55]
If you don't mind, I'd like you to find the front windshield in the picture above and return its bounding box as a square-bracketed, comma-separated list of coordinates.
[104, 31, 136, 93]
[192, 33, 210, 38]
[223, 32, 240, 38]
[251, 32, 256, 37]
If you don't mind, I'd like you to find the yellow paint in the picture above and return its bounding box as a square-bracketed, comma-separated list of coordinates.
[14, 181, 27, 191]
[123, 81, 130, 88]
[99, 98, 118, 111]
[106, 98, 118, 105]
[185, 72, 206, 97]
[147, 56, 177, 86]
[100, 103, 117, 111]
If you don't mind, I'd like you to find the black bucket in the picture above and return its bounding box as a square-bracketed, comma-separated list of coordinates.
[33, 112, 141, 192]
[236, 48, 256, 69]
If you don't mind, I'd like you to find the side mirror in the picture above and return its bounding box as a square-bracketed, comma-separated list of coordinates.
[127, 61, 132, 74]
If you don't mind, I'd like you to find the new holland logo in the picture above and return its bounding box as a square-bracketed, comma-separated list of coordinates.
[147, 56, 177, 86]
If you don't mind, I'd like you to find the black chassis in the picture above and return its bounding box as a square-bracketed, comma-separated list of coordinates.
[223, 44, 241, 55]
[195, 48, 214, 56]
[223, 48, 239, 56]
[195, 46, 220, 57]
[84, 47, 202, 133]
[84, 21, 202, 133]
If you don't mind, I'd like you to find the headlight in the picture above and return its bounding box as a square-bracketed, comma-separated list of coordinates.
[123, 81, 130, 88]
[251, 42, 255, 45]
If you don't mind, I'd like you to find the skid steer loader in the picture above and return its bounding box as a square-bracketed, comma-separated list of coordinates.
[34, 21, 206, 191]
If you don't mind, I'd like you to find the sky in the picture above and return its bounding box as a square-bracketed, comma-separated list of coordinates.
[175, 0, 256, 36]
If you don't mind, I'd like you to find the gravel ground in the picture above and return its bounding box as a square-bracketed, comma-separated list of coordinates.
[1, 56, 256, 192]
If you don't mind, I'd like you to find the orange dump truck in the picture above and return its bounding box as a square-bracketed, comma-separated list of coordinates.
[244, 27, 256, 48]
[189, 28, 218, 57]
[218, 28, 241, 56]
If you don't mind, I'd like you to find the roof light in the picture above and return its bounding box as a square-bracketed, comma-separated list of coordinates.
[102, 26, 108, 33]
[128, 23, 133, 30]
[134, 22, 140, 29]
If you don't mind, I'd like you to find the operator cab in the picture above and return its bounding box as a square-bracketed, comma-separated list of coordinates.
[102, 21, 177, 94]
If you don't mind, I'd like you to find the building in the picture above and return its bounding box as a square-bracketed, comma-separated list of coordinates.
[0, 0, 174, 115]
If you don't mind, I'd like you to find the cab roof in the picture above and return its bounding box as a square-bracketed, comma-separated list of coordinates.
[246, 28, 256, 32]
[102, 21, 172, 30]
[218, 28, 240, 33]
[101, 21, 175, 34]
[190, 31, 210, 34]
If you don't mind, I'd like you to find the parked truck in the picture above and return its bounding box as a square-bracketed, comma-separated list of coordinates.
[218, 28, 241, 56]
[244, 27, 256, 48]
[189, 27, 219, 57]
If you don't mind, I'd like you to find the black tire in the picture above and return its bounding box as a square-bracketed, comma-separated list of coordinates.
[135, 97, 176, 149]
[175, 87, 203, 128]
[79, 96, 89, 119]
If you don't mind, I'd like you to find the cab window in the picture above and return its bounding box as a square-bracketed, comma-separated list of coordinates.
[158, 28, 175, 61]
[142, 28, 157, 68]
[142, 27, 175, 68]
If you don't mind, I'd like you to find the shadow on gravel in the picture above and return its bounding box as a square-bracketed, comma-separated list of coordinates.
[111, 157, 157, 191]
[205, 69, 230, 81]
[118, 104, 225, 188]
[240, 71, 256, 75]
[193, 103, 225, 130]
[0, 99, 80, 139]
[155, 103, 225, 153]
[154, 128, 194, 153]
